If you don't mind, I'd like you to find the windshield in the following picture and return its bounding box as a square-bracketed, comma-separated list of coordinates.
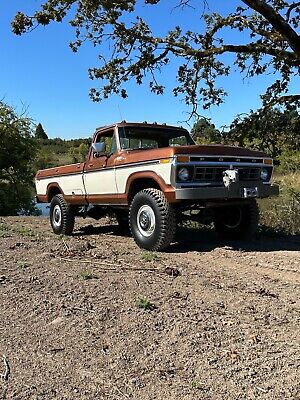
[118, 126, 195, 150]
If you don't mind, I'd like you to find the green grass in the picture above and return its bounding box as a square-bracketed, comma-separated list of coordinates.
[136, 297, 155, 311]
[18, 261, 30, 270]
[14, 226, 35, 237]
[0, 223, 9, 231]
[141, 251, 160, 262]
[191, 381, 206, 390]
[0, 223, 12, 237]
[78, 270, 97, 280]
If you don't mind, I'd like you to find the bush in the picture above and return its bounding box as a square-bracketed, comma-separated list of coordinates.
[0, 102, 37, 215]
[259, 173, 300, 235]
[277, 151, 300, 174]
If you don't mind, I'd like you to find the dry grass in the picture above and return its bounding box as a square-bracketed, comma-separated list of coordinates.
[273, 171, 300, 190]
[259, 171, 300, 235]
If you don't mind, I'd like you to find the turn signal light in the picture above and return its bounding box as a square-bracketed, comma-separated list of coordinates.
[159, 158, 171, 164]
[177, 155, 190, 163]
[263, 158, 273, 165]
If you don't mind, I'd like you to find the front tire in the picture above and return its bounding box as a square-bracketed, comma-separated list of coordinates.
[50, 194, 75, 235]
[129, 188, 176, 251]
[214, 199, 259, 240]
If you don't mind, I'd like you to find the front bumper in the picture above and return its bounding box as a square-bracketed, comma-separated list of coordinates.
[175, 182, 279, 200]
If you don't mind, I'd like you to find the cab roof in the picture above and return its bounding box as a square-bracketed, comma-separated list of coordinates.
[95, 121, 188, 134]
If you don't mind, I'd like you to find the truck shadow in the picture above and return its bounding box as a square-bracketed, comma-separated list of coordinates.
[170, 226, 300, 253]
[75, 223, 300, 253]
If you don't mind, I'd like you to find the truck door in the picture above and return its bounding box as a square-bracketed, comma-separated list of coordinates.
[83, 129, 118, 204]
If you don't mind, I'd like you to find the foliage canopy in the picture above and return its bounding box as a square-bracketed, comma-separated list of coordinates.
[0, 102, 37, 215]
[12, 0, 300, 116]
[227, 107, 300, 158]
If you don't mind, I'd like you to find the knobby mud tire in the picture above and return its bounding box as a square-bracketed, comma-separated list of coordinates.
[50, 194, 75, 235]
[214, 199, 259, 240]
[129, 188, 176, 251]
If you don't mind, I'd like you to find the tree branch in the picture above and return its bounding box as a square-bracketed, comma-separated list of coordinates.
[286, 2, 300, 22]
[242, 0, 300, 57]
[154, 37, 297, 64]
[265, 94, 300, 107]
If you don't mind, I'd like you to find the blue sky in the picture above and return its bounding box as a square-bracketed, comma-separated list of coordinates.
[0, 1, 296, 139]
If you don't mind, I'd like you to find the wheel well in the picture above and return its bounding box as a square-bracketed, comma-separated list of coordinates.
[47, 186, 62, 202]
[128, 178, 161, 203]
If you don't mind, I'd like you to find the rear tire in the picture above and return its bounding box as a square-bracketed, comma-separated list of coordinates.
[214, 199, 259, 240]
[129, 188, 176, 251]
[50, 194, 75, 235]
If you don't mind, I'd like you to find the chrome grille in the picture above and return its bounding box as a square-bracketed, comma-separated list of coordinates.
[193, 167, 261, 182]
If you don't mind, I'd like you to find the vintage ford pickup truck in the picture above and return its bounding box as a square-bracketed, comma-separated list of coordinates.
[35, 122, 279, 251]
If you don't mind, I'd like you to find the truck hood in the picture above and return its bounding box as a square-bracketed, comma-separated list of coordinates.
[119, 144, 269, 165]
[170, 144, 268, 158]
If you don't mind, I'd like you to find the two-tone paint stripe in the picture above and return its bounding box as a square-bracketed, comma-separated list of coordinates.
[36, 159, 162, 180]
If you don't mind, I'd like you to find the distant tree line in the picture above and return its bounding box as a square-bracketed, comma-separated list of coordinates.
[36, 135, 91, 170]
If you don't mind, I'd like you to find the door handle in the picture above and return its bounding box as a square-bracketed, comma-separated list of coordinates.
[88, 163, 93, 167]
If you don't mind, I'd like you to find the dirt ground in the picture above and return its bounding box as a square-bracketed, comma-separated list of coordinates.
[0, 216, 299, 400]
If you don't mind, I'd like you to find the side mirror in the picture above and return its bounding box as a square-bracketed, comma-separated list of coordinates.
[92, 141, 106, 156]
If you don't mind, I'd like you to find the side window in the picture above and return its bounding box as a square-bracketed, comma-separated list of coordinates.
[119, 132, 158, 150]
[169, 136, 188, 146]
[110, 135, 117, 154]
[95, 131, 117, 155]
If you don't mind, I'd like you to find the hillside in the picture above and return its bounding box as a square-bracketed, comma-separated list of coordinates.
[0, 217, 299, 399]
[36, 138, 91, 169]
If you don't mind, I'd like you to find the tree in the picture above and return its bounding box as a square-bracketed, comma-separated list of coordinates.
[11, 1, 300, 116]
[226, 107, 300, 158]
[68, 143, 89, 163]
[191, 118, 221, 144]
[35, 122, 48, 140]
[0, 102, 37, 215]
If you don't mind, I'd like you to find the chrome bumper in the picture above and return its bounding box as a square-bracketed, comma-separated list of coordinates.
[175, 182, 279, 200]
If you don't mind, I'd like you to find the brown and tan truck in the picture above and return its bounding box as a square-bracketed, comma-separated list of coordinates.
[35, 122, 279, 251]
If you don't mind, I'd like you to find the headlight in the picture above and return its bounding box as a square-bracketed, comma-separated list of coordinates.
[260, 168, 269, 181]
[178, 167, 190, 181]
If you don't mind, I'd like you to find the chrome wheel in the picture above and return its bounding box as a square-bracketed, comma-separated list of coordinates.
[137, 205, 156, 237]
[50, 194, 75, 235]
[52, 204, 62, 228]
[129, 188, 176, 251]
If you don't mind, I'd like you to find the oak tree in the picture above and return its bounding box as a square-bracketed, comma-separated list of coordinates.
[12, 0, 300, 116]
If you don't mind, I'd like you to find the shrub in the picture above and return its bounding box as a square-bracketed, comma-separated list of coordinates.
[259, 174, 300, 235]
[136, 297, 155, 311]
[277, 151, 300, 174]
[0, 102, 37, 215]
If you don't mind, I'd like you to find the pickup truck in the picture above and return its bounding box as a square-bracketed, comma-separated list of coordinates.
[35, 121, 279, 251]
